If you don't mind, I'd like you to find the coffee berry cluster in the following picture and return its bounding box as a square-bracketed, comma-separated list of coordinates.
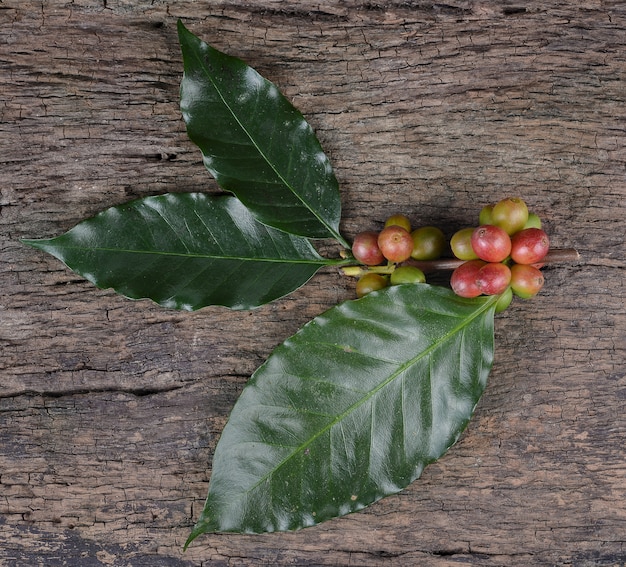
[348, 197, 550, 312]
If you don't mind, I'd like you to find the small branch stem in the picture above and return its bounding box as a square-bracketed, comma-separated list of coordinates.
[341, 248, 580, 277]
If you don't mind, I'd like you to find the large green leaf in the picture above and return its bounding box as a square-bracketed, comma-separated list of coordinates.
[23, 193, 340, 310]
[187, 284, 497, 543]
[177, 20, 346, 246]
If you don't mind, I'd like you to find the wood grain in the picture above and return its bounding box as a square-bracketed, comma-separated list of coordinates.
[1, 1, 624, 565]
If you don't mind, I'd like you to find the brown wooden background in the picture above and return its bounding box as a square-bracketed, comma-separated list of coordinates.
[1, 1, 625, 565]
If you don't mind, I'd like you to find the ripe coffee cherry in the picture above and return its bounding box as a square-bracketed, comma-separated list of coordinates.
[471, 225, 512, 263]
[356, 272, 388, 298]
[384, 213, 411, 233]
[352, 231, 385, 266]
[510, 228, 550, 265]
[451, 227, 479, 261]
[510, 263, 544, 298]
[390, 265, 426, 285]
[491, 197, 529, 235]
[450, 259, 486, 298]
[377, 226, 414, 263]
[523, 212, 542, 230]
[410, 226, 446, 260]
[476, 262, 512, 296]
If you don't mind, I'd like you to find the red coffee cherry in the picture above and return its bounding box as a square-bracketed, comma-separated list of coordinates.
[450, 259, 486, 298]
[510, 263, 544, 298]
[471, 225, 512, 263]
[377, 226, 414, 263]
[475, 262, 512, 296]
[510, 228, 550, 265]
[352, 231, 385, 266]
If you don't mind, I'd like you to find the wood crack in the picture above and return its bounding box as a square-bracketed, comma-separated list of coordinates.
[0, 384, 186, 401]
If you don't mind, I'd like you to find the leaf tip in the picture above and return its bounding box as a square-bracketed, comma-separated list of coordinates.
[177, 19, 197, 49]
[184, 522, 207, 550]
[20, 237, 48, 251]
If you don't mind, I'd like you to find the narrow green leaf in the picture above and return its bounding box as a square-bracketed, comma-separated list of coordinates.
[24, 193, 338, 310]
[187, 285, 497, 542]
[177, 20, 346, 246]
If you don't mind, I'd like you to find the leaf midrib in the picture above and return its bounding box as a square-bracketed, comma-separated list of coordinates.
[23, 240, 342, 266]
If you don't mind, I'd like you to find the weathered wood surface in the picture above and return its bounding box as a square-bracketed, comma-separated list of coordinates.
[1, 1, 625, 565]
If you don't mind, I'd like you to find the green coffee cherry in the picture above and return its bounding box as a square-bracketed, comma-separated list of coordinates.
[491, 197, 529, 235]
[495, 287, 513, 313]
[451, 227, 479, 260]
[356, 272, 388, 298]
[384, 213, 411, 233]
[479, 204, 494, 226]
[390, 266, 426, 285]
[523, 212, 542, 229]
[410, 226, 446, 261]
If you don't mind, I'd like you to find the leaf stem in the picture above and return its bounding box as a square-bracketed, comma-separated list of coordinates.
[332, 231, 351, 250]
[341, 248, 580, 277]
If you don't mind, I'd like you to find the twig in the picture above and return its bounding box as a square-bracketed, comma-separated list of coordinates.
[341, 248, 580, 277]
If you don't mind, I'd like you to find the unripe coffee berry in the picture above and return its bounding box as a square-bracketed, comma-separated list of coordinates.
[451, 227, 479, 261]
[476, 262, 512, 296]
[356, 272, 388, 298]
[510, 228, 550, 265]
[384, 213, 411, 233]
[471, 225, 512, 263]
[377, 226, 414, 263]
[523, 212, 542, 230]
[410, 226, 446, 260]
[450, 259, 486, 298]
[479, 204, 494, 226]
[491, 197, 529, 235]
[510, 263, 544, 298]
[390, 265, 426, 285]
[495, 286, 514, 313]
[352, 231, 385, 266]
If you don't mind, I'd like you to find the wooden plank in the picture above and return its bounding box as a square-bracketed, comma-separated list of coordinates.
[1, 1, 624, 565]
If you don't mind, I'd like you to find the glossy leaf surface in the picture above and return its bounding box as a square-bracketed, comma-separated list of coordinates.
[24, 193, 337, 310]
[178, 20, 345, 244]
[187, 285, 497, 542]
